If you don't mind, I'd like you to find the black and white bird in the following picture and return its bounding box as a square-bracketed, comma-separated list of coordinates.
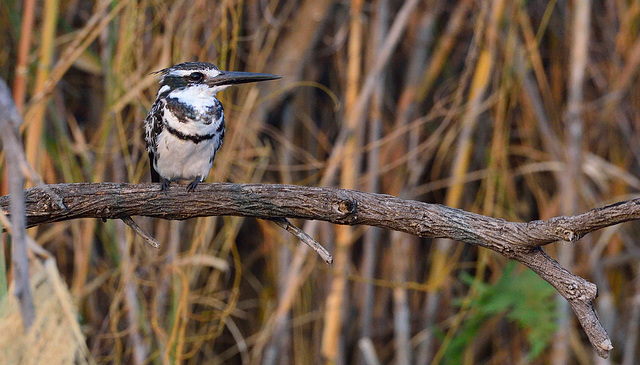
[144, 62, 280, 192]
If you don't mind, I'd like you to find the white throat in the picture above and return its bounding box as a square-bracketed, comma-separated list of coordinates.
[165, 85, 228, 112]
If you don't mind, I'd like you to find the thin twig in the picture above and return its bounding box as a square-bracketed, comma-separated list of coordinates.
[121, 216, 160, 249]
[271, 217, 332, 265]
[0, 210, 51, 259]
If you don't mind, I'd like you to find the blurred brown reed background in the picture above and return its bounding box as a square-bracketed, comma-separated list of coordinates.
[1, 0, 640, 363]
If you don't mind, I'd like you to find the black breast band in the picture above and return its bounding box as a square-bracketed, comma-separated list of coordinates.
[165, 124, 217, 143]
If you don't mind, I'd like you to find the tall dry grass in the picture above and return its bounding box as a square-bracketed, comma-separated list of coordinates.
[1, 0, 640, 363]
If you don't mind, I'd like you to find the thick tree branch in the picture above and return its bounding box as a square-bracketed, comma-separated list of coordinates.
[1, 182, 634, 358]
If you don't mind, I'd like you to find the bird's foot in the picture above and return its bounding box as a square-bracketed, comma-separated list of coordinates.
[187, 178, 202, 192]
[161, 179, 171, 194]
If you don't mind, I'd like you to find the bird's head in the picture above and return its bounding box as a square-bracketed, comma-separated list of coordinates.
[154, 62, 280, 98]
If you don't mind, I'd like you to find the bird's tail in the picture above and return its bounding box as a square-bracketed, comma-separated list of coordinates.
[149, 152, 160, 182]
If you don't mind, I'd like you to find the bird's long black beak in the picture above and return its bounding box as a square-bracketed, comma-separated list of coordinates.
[208, 71, 281, 87]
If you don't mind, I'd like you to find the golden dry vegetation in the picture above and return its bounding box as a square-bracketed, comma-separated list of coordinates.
[1, 0, 640, 364]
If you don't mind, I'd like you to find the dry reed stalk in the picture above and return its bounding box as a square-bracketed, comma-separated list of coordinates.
[259, 80, 298, 365]
[23, 0, 58, 175]
[12, 0, 36, 115]
[391, 4, 445, 364]
[425, 4, 496, 364]
[553, 1, 591, 364]
[622, 261, 640, 365]
[517, 6, 561, 127]
[322, 0, 364, 361]
[381, 2, 439, 360]
[416, 0, 473, 101]
[482, 18, 512, 216]
[0, 78, 35, 331]
[357, 0, 388, 355]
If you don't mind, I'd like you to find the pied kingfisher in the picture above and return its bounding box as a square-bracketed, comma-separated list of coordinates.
[144, 62, 280, 192]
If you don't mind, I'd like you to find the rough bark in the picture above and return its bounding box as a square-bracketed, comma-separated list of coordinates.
[1, 182, 633, 358]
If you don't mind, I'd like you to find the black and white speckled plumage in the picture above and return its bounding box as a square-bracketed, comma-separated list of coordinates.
[144, 62, 279, 192]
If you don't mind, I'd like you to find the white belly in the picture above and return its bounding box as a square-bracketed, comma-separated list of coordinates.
[155, 130, 218, 181]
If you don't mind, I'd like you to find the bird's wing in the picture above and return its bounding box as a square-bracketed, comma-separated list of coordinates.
[145, 99, 165, 183]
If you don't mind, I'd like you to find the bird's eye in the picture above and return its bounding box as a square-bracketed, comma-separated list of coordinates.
[189, 72, 204, 82]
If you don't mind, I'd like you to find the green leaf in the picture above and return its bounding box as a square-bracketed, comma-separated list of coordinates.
[442, 262, 557, 363]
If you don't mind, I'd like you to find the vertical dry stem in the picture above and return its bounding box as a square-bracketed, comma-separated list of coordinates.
[553, 1, 590, 363]
[0, 79, 35, 330]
